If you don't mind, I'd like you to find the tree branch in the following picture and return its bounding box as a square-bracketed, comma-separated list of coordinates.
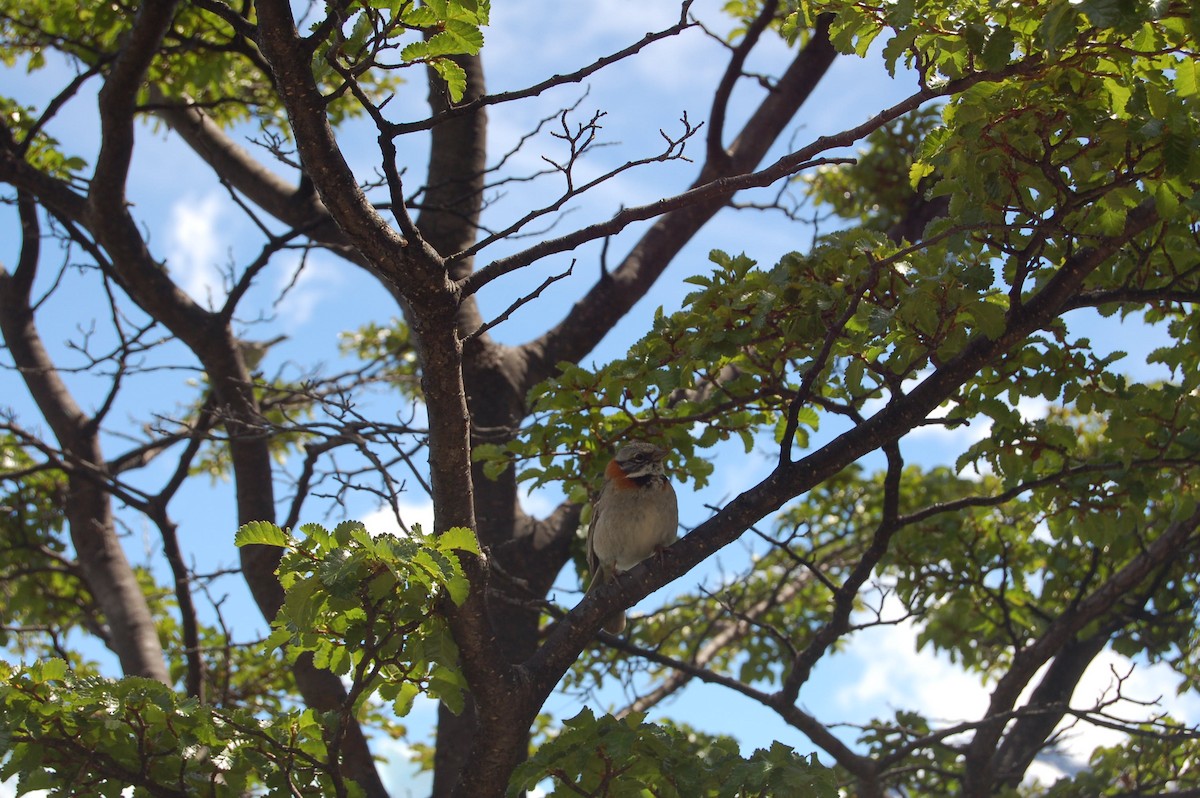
[90, 1, 181, 211]
[523, 199, 1161, 707]
[382, 2, 697, 137]
[963, 500, 1200, 794]
[706, 0, 779, 164]
[254, 0, 436, 292]
[0, 194, 170, 684]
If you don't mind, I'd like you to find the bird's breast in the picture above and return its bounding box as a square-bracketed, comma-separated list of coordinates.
[591, 480, 679, 570]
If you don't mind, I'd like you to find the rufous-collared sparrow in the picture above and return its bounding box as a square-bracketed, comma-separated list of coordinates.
[585, 441, 679, 634]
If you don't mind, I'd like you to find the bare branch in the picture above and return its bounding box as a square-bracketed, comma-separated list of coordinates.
[464, 260, 575, 342]
[383, 1, 698, 136]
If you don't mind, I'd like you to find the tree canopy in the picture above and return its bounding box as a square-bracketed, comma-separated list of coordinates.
[1, 0, 1198, 796]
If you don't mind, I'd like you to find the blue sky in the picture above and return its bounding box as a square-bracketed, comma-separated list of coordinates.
[2, 1, 1197, 795]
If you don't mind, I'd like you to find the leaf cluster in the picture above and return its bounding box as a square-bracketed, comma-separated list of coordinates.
[802, 105, 944, 236]
[478, 229, 1007, 501]
[235, 519, 479, 717]
[510, 709, 838, 798]
[310, 0, 489, 104]
[1039, 721, 1200, 797]
[0, 659, 341, 797]
[339, 318, 423, 398]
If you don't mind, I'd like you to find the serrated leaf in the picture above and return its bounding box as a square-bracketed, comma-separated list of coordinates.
[1096, 202, 1127, 235]
[1039, 0, 1079, 56]
[793, 404, 820, 429]
[265, 627, 292, 651]
[1078, 0, 1122, 27]
[432, 58, 467, 102]
[1104, 77, 1132, 116]
[400, 5, 433, 24]
[391, 681, 421, 717]
[1154, 182, 1180, 217]
[881, 27, 918, 78]
[334, 519, 367, 544]
[400, 39, 432, 62]
[298, 521, 333, 548]
[431, 670, 467, 715]
[908, 160, 935, 190]
[235, 520, 288, 548]
[34, 658, 68, 682]
[444, 19, 484, 54]
[1162, 132, 1192, 177]
[1175, 57, 1199, 97]
[439, 526, 480, 554]
[981, 27, 1015, 71]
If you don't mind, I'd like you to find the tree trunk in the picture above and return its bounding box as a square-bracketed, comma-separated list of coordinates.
[0, 197, 170, 684]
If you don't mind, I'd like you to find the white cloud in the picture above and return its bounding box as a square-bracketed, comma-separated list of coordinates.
[893, 391, 1058, 476]
[0, 780, 39, 798]
[362, 486, 566, 538]
[521, 483, 563, 520]
[274, 253, 344, 328]
[1026, 648, 1200, 784]
[361, 497, 435, 537]
[167, 192, 227, 306]
[374, 729, 436, 797]
[839, 592, 1199, 786]
[838, 609, 990, 725]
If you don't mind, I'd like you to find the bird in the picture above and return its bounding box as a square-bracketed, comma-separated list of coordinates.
[585, 441, 679, 634]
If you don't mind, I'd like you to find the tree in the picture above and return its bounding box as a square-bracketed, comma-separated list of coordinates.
[1, 0, 1198, 795]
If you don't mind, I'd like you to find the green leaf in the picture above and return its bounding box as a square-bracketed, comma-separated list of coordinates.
[235, 520, 288, 548]
[1096, 202, 1128, 235]
[1175, 57, 1199, 97]
[1104, 77, 1133, 116]
[908, 160, 935, 190]
[429, 666, 468, 714]
[1039, 0, 1079, 56]
[34, 658, 68, 682]
[432, 58, 467, 102]
[298, 522, 333, 548]
[981, 27, 1015, 71]
[1078, 0, 1123, 28]
[1162, 132, 1192, 177]
[440, 567, 470, 607]
[439, 526, 480, 555]
[1154, 182, 1180, 218]
[391, 681, 420, 716]
[881, 27, 919, 78]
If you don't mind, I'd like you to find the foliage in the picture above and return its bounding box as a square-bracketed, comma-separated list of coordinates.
[1039, 723, 1200, 796]
[2, 0, 1200, 795]
[510, 709, 839, 798]
[236, 520, 478, 716]
[0, 0, 488, 146]
[0, 521, 481, 796]
[339, 319, 424, 398]
[0, 658, 342, 797]
[802, 105, 945, 235]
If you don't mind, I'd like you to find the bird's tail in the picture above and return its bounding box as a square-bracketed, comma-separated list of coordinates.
[586, 566, 626, 635]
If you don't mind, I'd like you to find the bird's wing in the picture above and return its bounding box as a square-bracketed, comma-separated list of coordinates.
[585, 486, 606, 580]
[585, 494, 600, 576]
